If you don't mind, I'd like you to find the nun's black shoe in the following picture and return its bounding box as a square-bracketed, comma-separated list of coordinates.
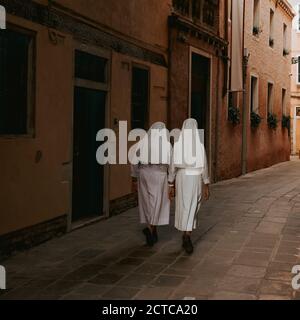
[152, 229, 158, 244]
[182, 235, 193, 255]
[143, 228, 154, 247]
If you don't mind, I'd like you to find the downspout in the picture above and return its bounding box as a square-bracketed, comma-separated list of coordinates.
[214, 0, 229, 182]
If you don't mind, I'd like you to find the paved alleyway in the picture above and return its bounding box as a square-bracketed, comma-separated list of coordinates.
[1, 159, 300, 300]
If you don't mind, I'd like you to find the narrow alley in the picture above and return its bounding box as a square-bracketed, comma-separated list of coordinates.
[1, 159, 300, 300]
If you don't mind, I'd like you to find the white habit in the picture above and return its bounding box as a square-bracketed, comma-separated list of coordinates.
[131, 164, 170, 226]
[169, 119, 210, 232]
[131, 122, 171, 226]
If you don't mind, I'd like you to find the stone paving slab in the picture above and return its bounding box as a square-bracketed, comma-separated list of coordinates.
[1, 159, 300, 300]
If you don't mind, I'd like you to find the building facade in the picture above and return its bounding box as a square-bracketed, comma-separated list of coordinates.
[168, 0, 228, 182]
[0, 0, 171, 257]
[244, 0, 293, 172]
[218, 0, 293, 180]
[0, 0, 294, 258]
[290, 0, 300, 155]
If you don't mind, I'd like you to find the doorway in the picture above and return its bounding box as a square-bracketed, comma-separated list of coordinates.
[190, 51, 211, 148]
[71, 48, 109, 223]
[72, 87, 106, 222]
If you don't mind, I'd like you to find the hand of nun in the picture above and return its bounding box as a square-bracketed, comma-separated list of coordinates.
[169, 186, 175, 200]
[203, 184, 210, 201]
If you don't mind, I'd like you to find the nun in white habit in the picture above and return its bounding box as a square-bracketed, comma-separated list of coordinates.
[131, 122, 171, 247]
[169, 118, 210, 254]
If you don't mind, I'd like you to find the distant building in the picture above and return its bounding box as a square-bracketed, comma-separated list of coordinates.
[290, 0, 300, 155]
[244, 0, 293, 171]
[220, 0, 294, 179]
[168, 0, 228, 181]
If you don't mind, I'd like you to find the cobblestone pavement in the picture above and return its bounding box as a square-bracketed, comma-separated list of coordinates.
[1, 159, 300, 300]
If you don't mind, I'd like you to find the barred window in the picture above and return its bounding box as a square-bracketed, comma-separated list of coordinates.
[172, 0, 218, 28]
[173, 0, 190, 16]
[202, 0, 217, 27]
[192, 0, 201, 20]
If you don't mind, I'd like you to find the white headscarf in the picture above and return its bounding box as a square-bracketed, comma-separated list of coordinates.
[139, 122, 171, 165]
[173, 118, 205, 170]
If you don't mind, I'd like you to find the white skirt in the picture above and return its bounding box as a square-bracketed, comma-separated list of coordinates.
[175, 169, 203, 232]
[138, 165, 170, 226]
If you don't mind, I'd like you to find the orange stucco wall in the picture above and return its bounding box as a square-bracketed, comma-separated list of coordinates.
[0, 1, 169, 236]
[109, 52, 168, 200]
[0, 15, 73, 235]
[47, 0, 171, 50]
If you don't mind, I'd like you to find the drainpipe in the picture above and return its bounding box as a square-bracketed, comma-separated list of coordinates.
[241, 0, 249, 175]
[214, 0, 229, 182]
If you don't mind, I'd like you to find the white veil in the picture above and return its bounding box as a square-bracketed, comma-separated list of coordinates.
[139, 122, 171, 165]
[173, 118, 205, 170]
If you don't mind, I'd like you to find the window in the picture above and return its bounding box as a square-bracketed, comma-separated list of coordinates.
[131, 66, 149, 130]
[282, 88, 286, 115]
[192, 0, 201, 20]
[172, 0, 218, 27]
[173, 0, 190, 16]
[269, 9, 274, 47]
[298, 56, 300, 84]
[229, 91, 240, 109]
[228, 0, 232, 22]
[0, 28, 35, 135]
[250, 76, 259, 113]
[283, 23, 288, 55]
[298, 4, 300, 32]
[75, 50, 108, 83]
[253, 0, 260, 35]
[267, 82, 274, 113]
[202, 0, 217, 27]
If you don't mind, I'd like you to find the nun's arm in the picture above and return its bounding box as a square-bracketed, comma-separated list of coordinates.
[202, 149, 210, 185]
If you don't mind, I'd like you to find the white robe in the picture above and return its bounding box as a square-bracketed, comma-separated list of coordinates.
[169, 150, 210, 232]
[132, 164, 170, 226]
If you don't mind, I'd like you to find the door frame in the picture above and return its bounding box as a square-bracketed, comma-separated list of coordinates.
[68, 41, 111, 231]
[188, 46, 213, 179]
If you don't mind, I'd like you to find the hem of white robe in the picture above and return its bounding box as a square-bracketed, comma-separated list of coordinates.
[140, 219, 170, 226]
